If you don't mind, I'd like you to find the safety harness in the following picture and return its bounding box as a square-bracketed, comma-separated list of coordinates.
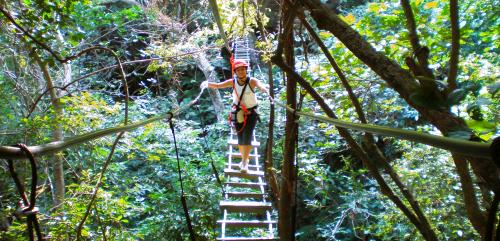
[229, 77, 251, 133]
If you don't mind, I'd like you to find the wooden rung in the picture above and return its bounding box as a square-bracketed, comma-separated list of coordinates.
[227, 153, 260, 159]
[225, 182, 266, 189]
[227, 139, 260, 147]
[227, 163, 261, 171]
[227, 192, 266, 199]
[220, 201, 272, 213]
[216, 237, 278, 241]
[224, 169, 264, 179]
[217, 220, 276, 228]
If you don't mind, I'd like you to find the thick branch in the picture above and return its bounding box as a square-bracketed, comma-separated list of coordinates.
[301, 10, 435, 232]
[364, 141, 436, 236]
[452, 154, 487, 235]
[400, 0, 434, 78]
[300, 0, 500, 196]
[486, 194, 499, 241]
[33, 53, 66, 205]
[297, 12, 367, 124]
[272, 54, 438, 240]
[278, 1, 298, 239]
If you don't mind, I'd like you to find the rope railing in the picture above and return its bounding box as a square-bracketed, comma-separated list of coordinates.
[1, 87, 493, 160]
[0, 89, 206, 160]
[268, 97, 492, 158]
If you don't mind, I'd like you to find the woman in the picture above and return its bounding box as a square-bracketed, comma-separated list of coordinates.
[201, 59, 269, 173]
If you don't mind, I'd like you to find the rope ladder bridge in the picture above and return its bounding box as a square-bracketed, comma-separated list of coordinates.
[216, 37, 278, 241]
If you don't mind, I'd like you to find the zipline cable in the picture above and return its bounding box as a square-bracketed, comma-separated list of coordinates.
[169, 117, 196, 241]
[195, 105, 226, 197]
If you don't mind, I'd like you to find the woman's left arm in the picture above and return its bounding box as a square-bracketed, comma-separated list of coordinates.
[251, 78, 269, 94]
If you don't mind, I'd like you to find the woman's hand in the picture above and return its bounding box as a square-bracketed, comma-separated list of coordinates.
[200, 81, 209, 89]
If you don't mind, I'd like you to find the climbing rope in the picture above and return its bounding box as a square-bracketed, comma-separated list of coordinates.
[195, 105, 226, 197]
[7, 144, 44, 241]
[168, 117, 196, 241]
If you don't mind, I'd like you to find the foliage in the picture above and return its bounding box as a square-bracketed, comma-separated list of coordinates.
[0, 0, 498, 240]
[369, 143, 479, 240]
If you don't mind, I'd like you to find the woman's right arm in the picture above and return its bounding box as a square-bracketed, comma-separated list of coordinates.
[202, 79, 233, 89]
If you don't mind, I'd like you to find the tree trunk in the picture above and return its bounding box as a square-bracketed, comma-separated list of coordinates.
[278, 2, 298, 239]
[34, 54, 65, 206]
[254, 0, 280, 202]
[194, 51, 225, 122]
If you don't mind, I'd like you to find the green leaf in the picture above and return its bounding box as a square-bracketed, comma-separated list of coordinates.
[466, 119, 497, 134]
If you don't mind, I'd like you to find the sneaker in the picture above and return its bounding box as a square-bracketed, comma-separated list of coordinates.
[240, 161, 248, 173]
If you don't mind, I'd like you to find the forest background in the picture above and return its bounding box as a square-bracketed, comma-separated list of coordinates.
[0, 0, 498, 240]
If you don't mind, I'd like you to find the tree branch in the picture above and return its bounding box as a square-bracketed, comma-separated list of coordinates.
[208, 0, 231, 51]
[76, 132, 123, 240]
[252, 0, 280, 201]
[26, 49, 216, 118]
[448, 0, 460, 90]
[400, 0, 434, 78]
[0, 6, 65, 62]
[297, 12, 367, 124]
[452, 154, 487, 235]
[400, 0, 421, 52]
[272, 54, 433, 239]
[300, 12, 437, 230]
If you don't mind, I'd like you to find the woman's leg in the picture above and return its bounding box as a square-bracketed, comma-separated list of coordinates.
[237, 111, 257, 172]
[238, 145, 250, 172]
[239, 144, 252, 165]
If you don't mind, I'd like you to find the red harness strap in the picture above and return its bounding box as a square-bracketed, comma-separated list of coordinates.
[229, 79, 250, 133]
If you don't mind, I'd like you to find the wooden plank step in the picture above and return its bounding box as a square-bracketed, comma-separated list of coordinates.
[227, 139, 260, 147]
[216, 237, 278, 241]
[227, 163, 261, 171]
[224, 169, 264, 179]
[227, 153, 260, 159]
[225, 182, 266, 189]
[219, 201, 272, 213]
[227, 192, 266, 199]
[217, 220, 276, 228]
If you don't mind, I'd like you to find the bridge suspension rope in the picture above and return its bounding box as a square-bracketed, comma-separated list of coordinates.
[168, 117, 196, 241]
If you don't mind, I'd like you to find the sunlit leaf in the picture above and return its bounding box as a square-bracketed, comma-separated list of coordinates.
[424, 1, 438, 9]
[343, 14, 356, 25]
